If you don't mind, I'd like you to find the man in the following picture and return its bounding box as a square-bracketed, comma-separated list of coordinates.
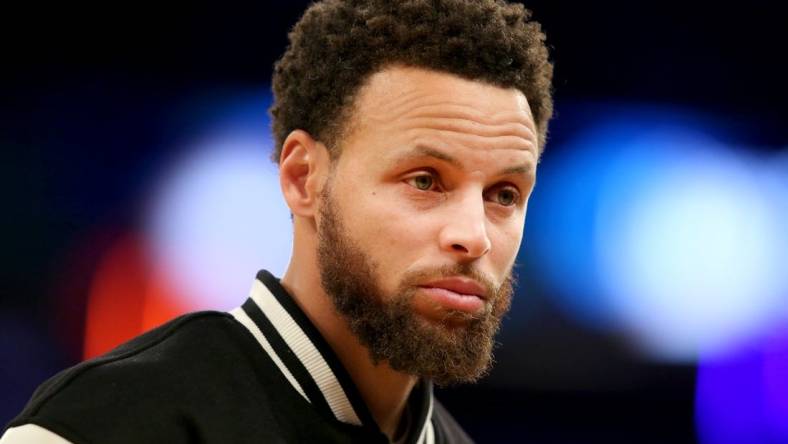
[2, 0, 553, 442]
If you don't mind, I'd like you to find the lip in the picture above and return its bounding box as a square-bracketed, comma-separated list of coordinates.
[419, 277, 488, 300]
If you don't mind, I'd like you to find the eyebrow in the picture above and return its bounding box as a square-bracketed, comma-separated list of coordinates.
[394, 145, 535, 177]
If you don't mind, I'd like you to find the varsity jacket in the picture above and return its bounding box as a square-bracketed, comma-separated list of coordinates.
[2, 270, 474, 443]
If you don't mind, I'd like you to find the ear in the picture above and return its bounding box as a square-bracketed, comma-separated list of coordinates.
[278, 129, 330, 218]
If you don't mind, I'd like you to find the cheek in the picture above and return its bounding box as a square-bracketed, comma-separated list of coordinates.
[348, 201, 438, 293]
[342, 187, 434, 260]
[490, 221, 524, 269]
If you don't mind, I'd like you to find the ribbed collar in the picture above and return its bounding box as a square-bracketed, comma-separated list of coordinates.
[230, 270, 435, 444]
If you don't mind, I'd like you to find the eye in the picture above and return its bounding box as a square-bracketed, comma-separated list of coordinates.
[487, 185, 521, 206]
[406, 172, 437, 191]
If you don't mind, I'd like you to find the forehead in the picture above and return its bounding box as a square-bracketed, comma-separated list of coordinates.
[342, 65, 538, 159]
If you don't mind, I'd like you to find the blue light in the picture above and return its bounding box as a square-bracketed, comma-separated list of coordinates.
[521, 123, 624, 329]
[595, 132, 784, 360]
[523, 104, 788, 361]
[522, 113, 701, 329]
[145, 91, 293, 311]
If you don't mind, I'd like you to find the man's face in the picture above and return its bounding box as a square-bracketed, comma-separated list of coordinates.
[316, 66, 538, 385]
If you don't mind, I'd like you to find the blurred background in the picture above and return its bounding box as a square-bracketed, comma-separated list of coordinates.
[2, 1, 787, 443]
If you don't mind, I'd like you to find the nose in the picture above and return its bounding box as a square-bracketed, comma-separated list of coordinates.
[438, 193, 491, 260]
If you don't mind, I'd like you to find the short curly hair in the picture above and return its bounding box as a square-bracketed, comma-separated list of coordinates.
[269, 0, 554, 163]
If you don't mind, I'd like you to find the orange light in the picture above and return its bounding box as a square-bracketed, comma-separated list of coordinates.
[83, 235, 186, 360]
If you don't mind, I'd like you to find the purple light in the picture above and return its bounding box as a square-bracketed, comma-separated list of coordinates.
[763, 325, 788, 439]
[696, 323, 788, 444]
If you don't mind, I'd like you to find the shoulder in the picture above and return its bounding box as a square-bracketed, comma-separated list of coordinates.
[19, 311, 243, 412]
[4, 311, 282, 443]
[431, 399, 475, 444]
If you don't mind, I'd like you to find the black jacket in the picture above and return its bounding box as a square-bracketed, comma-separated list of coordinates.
[3, 270, 474, 444]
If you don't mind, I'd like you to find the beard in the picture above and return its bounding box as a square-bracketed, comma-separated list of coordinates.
[316, 184, 513, 386]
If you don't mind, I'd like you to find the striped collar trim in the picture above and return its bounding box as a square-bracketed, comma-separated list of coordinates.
[230, 270, 435, 443]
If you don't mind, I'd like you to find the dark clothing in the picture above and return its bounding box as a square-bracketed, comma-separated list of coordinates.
[4, 271, 474, 444]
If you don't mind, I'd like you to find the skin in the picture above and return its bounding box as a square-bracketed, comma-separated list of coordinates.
[278, 65, 538, 439]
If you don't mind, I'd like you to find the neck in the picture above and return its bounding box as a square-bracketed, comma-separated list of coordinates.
[281, 232, 418, 439]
